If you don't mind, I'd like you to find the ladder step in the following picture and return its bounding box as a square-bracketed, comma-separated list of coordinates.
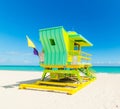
[36, 81, 79, 87]
[19, 78, 96, 95]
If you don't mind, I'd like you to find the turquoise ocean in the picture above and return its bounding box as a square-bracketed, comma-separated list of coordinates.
[0, 66, 120, 73]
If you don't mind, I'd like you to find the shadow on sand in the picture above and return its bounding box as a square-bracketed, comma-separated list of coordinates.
[2, 78, 41, 89]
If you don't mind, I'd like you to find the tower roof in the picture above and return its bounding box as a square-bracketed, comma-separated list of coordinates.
[68, 32, 93, 46]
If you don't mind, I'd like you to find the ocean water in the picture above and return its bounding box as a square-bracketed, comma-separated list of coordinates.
[93, 66, 120, 73]
[0, 65, 120, 73]
[0, 66, 43, 71]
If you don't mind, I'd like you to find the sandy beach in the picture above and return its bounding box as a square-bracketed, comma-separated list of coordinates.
[0, 70, 120, 109]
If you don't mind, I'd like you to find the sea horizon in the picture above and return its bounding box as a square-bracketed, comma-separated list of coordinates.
[0, 65, 120, 73]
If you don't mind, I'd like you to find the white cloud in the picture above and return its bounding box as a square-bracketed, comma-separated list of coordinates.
[92, 60, 120, 66]
[6, 51, 20, 55]
[116, 61, 120, 64]
[22, 53, 33, 56]
[0, 58, 7, 63]
[23, 60, 32, 64]
[0, 51, 38, 65]
[0, 51, 33, 56]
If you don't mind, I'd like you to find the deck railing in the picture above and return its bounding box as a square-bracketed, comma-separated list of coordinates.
[68, 50, 81, 55]
[68, 50, 91, 61]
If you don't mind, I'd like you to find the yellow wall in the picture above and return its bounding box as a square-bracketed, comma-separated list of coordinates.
[62, 28, 69, 51]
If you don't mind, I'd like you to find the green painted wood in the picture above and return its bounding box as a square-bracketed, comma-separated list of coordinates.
[39, 26, 67, 65]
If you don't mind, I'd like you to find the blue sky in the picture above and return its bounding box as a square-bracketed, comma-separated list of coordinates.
[0, 0, 120, 66]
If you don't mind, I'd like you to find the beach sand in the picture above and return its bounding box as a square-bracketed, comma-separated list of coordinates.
[0, 70, 120, 109]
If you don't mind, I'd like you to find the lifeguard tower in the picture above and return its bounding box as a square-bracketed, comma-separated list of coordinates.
[20, 26, 96, 95]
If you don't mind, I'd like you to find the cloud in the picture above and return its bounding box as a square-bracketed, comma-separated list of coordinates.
[0, 58, 7, 63]
[6, 51, 20, 55]
[23, 60, 32, 64]
[22, 53, 33, 56]
[0, 51, 33, 56]
[115, 61, 120, 64]
[0, 51, 33, 64]
[92, 60, 120, 66]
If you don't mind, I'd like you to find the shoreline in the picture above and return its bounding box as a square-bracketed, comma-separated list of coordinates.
[0, 69, 43, 72]
[0, 70, 120, 74]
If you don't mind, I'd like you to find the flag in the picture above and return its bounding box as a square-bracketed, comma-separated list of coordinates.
[33, 48, 39, 56]
[26, 35, 36, 48]
[26, 35, 39, 56]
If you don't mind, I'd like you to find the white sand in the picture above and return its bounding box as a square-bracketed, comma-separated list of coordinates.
[0, 70, 120, 109]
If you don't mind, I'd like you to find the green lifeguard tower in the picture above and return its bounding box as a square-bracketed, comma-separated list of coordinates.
[20, 26, 96, 95]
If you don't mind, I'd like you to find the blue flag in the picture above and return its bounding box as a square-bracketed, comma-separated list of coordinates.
[33, 48, 39, 56]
